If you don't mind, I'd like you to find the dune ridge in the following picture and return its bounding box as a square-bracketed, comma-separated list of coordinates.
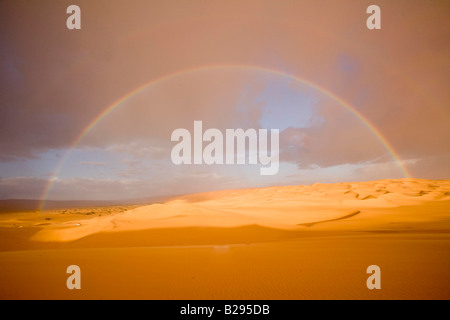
[297, 210, 361, 227]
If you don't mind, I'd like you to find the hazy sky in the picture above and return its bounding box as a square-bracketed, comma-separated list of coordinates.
[0, 0, 449, 201]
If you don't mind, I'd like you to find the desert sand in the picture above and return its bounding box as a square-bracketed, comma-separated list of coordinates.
[0, 178, 449, 299]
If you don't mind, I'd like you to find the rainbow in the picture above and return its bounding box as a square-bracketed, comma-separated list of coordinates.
[39, 64, 412, 210]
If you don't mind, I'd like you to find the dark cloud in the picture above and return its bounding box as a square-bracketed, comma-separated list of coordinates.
[0, 0, 448, 201]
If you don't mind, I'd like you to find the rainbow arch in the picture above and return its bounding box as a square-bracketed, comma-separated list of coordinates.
[39, 64, 411, 210]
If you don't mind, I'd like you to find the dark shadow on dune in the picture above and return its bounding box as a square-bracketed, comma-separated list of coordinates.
[66, 225, 312, 248]
[297, 210, 361, 227]
[1, 224, 363, 251]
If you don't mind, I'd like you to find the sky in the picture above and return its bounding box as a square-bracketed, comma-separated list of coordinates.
[0, 0, 449, 201]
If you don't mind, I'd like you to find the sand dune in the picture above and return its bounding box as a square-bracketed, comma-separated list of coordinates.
[28, 178, 450, 243]
[0, 178, 449, 299]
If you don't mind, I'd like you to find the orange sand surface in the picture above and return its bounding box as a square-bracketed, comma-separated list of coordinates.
[0, 178, 449, 299]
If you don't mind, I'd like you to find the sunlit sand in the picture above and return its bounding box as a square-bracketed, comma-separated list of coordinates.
[0, 178, 449, 299]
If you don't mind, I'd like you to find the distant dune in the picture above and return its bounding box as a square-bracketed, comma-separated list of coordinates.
[0, 199, 118, 213]
[0, 178, 449, 299]
[0, 195, 176, 213]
